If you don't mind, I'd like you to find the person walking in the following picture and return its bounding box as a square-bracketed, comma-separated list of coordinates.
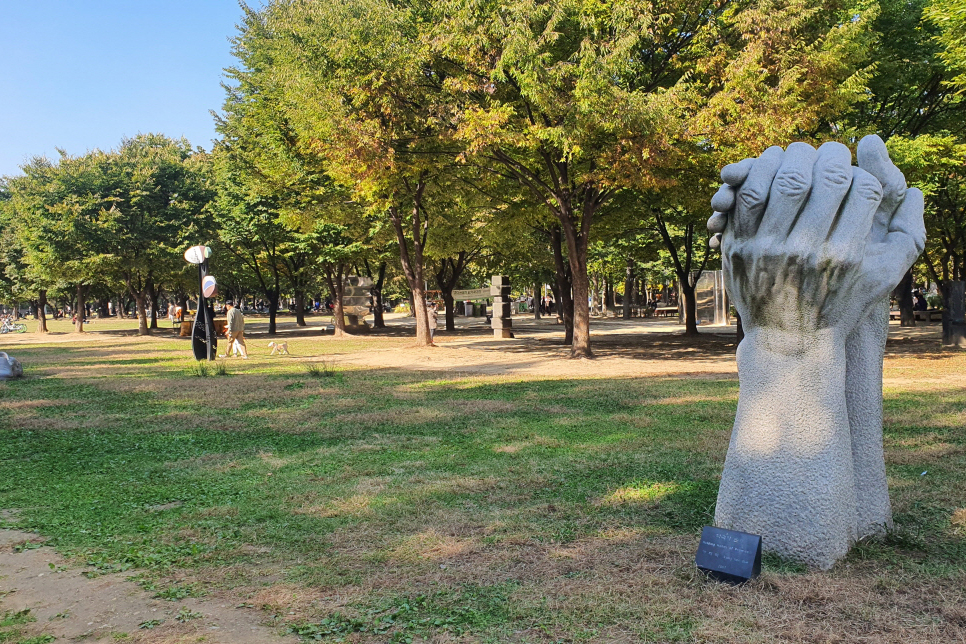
[223, 301, 248, 359]
[429, 303, 439, 344]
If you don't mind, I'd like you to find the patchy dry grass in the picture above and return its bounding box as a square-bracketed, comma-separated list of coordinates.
[0, 330, 964, 642]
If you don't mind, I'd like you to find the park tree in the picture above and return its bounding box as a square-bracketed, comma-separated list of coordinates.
[926, 0, 966, 92]
[433, 0, 875, 356]
[0, 189, 49, 328]
[100, 135, 214, 335]
[235, 0, 466, 347]
[5, 138, 212, 335]
[7, 153, 119, 333]
[844, 0, 966, 325]
[887, 134, 966, 337]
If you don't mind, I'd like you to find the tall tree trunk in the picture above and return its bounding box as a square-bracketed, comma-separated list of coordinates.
[442, 291, 455, 331]
[324, 267, 347, 337]
[74, 284, 87, 333]
[126, 276, 151, 336]
[98, 298, 110, 319]
[654, 216, 707, 340]
[896, 268, 915, 327]
[623, 258, 635, 319]
[433, 253, 472, 333]
[294, 290, 307, 327]
[369, 261, 387, 328]
[681, 279, 699, 337]
[134, 293, 149, 335]
[569, 259, 590, 355]
[388, 190, 432, 346]
[267, 289, 279, 335]
[148, 283, 160, 329]
[533, 281, 541, 320]
[605, 278, 616, 316]
[550, 227, 574, 345]
[37, 290, 49, 333]
[559, 219, 590, 357]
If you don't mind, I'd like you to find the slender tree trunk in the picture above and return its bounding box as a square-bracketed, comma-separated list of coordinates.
[624, 258, 635, 319]
[267, 290, 279, 335]
[434, 253, 471, 333]
[294, 290, 307, 326]
[388, 195, 431, 346]
[550, 227, 574, 344]
[148, 284, 160, 329]
[37, 290, 49, 333]
[681, 280, 699, 336]
[74, 285, 87, 333]
[560, 218, 591, 358]
[371, 261, 387, 328]
[897, 268, 915, 327]
[98, 298, 110, 319]
[332, 286, 346, 336]
[134, 294, 149, 335]
[324, 265, 348, 336]
[569, 260, 591, 356]
[533, 281, 541, 320]
[442, 291, 455, 331]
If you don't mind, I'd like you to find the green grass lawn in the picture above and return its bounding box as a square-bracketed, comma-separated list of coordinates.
[0, 333, 964, 643]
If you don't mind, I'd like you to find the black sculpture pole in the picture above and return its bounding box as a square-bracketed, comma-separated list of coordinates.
[191, 260, 217, 361]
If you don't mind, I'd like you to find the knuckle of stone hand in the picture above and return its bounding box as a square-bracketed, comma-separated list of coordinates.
[820, 166, 852, 188]
[854, 177, 883, 203]
[738, 186, 766, 210]
[773, 171, 810, 197]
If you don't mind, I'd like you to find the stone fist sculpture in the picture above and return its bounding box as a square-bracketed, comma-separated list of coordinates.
[707, 136, 925, 569]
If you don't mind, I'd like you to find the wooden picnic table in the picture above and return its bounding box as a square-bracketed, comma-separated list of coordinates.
[655, 306, 679, 318]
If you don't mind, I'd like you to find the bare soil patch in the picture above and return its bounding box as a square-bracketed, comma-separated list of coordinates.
[0, 529, 295, 644]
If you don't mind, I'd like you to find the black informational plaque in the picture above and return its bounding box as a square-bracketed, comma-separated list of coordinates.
[695, 526, 762, 584]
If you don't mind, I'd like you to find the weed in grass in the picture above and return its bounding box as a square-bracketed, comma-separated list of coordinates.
[0, 609, 43, 644]
[306, 361, 336, 379]
[214, 361, 230, 377]
[138, 619, 164, 629]
[175, 607, 203, 623]
[154, 584, 204, 601]
[288, 583, 517, 643]
[188, 362, 210, 377]
[0, 610, 35, 628]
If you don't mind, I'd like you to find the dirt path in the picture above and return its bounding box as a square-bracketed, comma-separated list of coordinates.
[0, 529, 295, 644]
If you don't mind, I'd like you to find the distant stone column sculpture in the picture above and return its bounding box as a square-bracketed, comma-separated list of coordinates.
[707, 136, 925, 569]
[491, 275, 513, 338]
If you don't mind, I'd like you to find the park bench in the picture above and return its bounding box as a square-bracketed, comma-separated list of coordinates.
[889, 309, 942, 322]
[655, 306, 678, 317]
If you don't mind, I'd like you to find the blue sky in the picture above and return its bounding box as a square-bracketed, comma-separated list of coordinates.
[0, 1, 251, 177]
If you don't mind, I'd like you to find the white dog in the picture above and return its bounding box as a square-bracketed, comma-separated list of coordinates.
[268, 341, 289, 355]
